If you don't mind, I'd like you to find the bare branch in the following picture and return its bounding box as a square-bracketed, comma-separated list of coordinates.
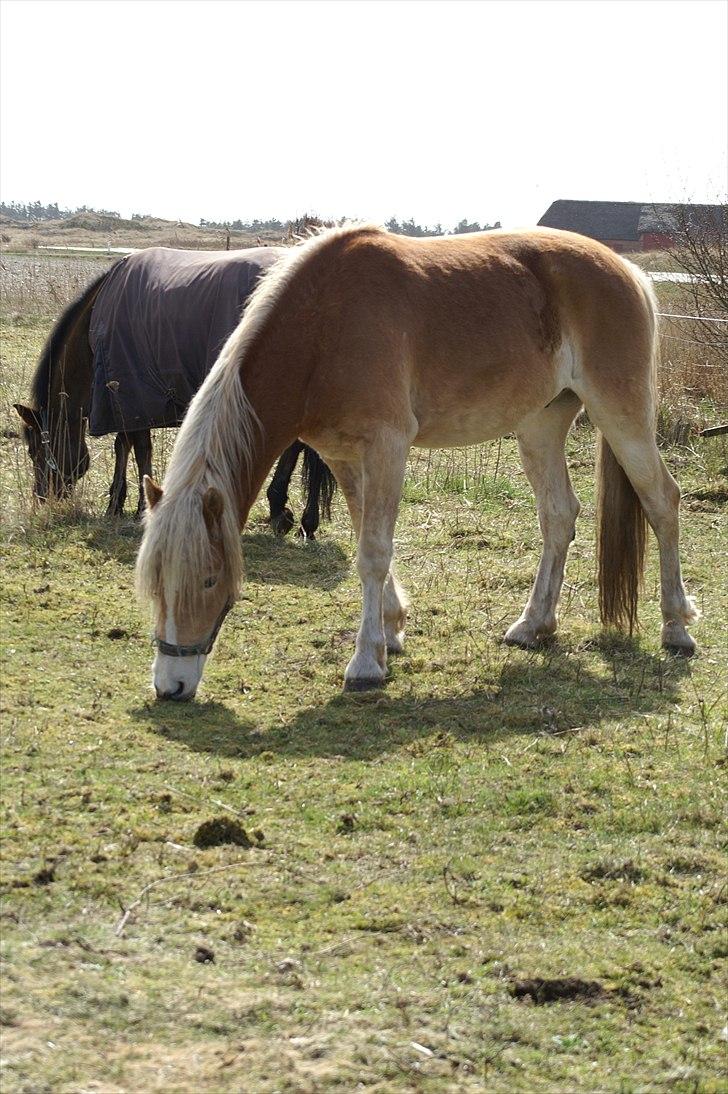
[115, 860, 255, 937]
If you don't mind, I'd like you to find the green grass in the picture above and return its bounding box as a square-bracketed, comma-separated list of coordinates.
[1, 311, 727, 1092]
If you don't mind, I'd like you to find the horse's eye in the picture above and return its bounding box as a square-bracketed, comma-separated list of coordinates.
[204, 575, 217, 589]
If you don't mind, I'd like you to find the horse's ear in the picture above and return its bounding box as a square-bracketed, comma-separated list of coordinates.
[202, 486, 225, 536]
[143, 475, 163, 510]
[13, 404, 41, 430]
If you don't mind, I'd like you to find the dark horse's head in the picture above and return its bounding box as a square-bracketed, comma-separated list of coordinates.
[14, 264, 110, 505]
[14, 403, 90, 502]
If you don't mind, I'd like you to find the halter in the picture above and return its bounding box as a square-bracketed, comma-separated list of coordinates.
[154, 598, 234, 658]
[39, 411, 61, 475]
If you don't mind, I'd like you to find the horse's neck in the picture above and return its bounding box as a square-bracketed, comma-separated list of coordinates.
[48, 303, 94, 425]
[232, 335, 310, 527]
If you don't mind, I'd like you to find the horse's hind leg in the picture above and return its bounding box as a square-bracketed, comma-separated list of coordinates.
[505, 391, 583, 648]
[267, 441, 303, 535]
[299, 446, 330, 540]
[584, 400, 699, 654]
[299, 447, 322, 540]
[107, 433, 131, 516]
[132, 430, 153, 519]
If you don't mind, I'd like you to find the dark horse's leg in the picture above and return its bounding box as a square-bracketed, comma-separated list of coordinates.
[132, 430, 153, 519]
[107, 433, 132, 515]
[299, 445, 337, 540]
[267, 440, 304, 535]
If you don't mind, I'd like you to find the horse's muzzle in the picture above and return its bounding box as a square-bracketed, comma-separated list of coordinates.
[155, 681, 195, 702]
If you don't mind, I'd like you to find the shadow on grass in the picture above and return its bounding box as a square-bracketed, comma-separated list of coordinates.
[129, 637, 691, 762]
[81, 519, 350, 590]
[241, 532, 349, 590]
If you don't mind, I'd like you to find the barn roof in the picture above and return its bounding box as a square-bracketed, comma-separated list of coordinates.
[538, 199, 725, 241]
[538, 200, 642, 240]
[637, 203, 726, 233]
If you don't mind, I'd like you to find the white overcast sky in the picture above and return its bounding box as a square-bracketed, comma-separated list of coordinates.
[1, 0, 726, 228]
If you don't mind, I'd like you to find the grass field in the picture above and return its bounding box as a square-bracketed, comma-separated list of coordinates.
[1, 260, 727, 1092]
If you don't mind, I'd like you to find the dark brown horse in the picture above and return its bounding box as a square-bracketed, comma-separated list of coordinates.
[15, 247, 335, 535]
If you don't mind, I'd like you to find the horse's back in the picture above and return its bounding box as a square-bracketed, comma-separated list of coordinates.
[87, 246, 284, 436]
[299, 227, 654, 449]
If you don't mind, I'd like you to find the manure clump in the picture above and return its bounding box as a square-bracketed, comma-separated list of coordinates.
[192, 816, 252, 849]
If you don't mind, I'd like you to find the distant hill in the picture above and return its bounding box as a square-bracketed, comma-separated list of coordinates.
[0, 206, 503, 254]
[0, 211, 284, 253]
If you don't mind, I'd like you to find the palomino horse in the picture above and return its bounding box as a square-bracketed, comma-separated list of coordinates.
[14, 248, 335, 534]
[136, 223, 699, 700]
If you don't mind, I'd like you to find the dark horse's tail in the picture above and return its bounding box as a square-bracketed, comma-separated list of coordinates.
[301, 444, 337, 523]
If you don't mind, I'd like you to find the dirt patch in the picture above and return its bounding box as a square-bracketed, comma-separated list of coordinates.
[686, 487, 728, 507]
[231, 920, 255, 943]
[581, 859, 646, 883]
[106, 627, 128, 639]
[665, 853, 710, 875]
[192, 817, 252, 849]
[510, 977, 608, 1005]
[33, 865, 56, 886]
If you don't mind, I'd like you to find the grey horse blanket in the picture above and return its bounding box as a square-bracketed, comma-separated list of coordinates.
[88, 246, 283, 436]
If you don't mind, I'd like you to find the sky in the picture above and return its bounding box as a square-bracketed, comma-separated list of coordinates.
[1, 0, 726, 229]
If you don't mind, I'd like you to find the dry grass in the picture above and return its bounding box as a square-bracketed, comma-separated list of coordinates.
[656, 285, 728, 441]
[1, 253, 114, 316]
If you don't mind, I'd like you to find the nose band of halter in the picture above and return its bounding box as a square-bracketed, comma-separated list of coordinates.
[40, 429, 61, 475]
[154, 598, 234, 658]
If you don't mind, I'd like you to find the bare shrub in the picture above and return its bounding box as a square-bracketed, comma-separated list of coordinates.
[642, 203, 728, 438]
[656, 203, 728, 361]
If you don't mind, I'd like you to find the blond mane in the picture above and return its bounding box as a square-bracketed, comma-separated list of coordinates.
[135, 221, 384, 615]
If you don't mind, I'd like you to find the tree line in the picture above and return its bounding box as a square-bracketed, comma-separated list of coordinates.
[1, 202, 501, 237]
[385, 216, 501, 236]
[0, 201, 121, 222]
[202, 215, 503, 236]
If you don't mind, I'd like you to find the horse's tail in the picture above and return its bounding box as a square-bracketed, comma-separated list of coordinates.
[596, 436, 647, 634]
[31, 264, 115, 412]
[301, 444, 337, 522]
[595, 262, 657, 635]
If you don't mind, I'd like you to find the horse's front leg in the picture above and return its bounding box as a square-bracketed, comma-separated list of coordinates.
[328, 454, 409, 661]
[267, 441, 303, 535]
[132, 430, 153, 519]
[106, 433, 131, 516]
[330, 430, 410, 690]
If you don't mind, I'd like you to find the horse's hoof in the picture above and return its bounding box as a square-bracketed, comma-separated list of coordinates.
[271, 508, 295, 536]
[662, 624, 697, 658]
[297, 526, 316, 541]
[663, 641, 696, 659]
[504, 635, 533, 650]
[504, 620, 555, 650]
[343, 676, 385, 692]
